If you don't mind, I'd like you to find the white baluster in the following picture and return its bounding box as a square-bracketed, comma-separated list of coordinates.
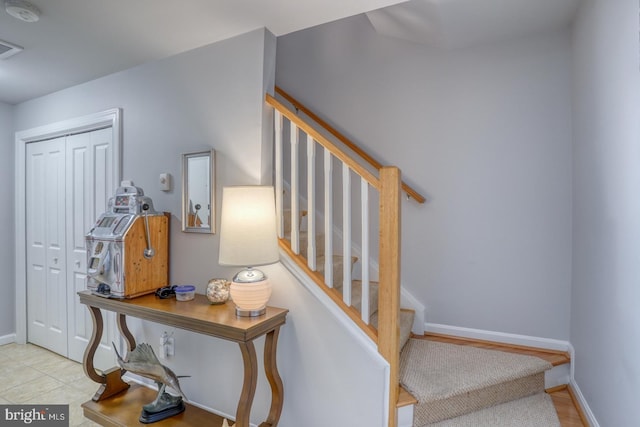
[361, 178, 370, 323]
[324, 148, 333, 287]
[342, 164, 352, 306]
[275, 111, 284, 238]
[290, 124, 300, 254]
[307, 134, 316, 270]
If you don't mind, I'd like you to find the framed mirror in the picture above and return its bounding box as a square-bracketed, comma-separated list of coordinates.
[182, 149, 215, 233]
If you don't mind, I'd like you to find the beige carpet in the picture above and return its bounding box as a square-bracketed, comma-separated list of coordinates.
[428, 392, 560, 427]
[370, 309, 415, 350]
[400, 339, 559, 426]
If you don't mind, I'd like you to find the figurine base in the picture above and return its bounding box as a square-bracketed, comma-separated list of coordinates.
[139, 401, 185, 424]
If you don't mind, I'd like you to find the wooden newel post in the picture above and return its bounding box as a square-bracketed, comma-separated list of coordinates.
[378, 166, 401, 427]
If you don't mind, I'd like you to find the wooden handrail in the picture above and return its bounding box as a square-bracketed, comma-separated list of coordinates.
[266, 93, 380, 189]
[275, 86, 426, 204]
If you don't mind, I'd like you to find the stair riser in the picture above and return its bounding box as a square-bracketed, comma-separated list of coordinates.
[285, 238, 326, 258]
[426, 393, 560, 427]
[282, 209, 306, 236]
[316, 256, 359, 289]
[371, 309, 415, 351]
[316, 261, 346, 288]
[545, 363, 570, 389]
[297, 234, 326, 258]
[337, 280, 379, 318]
[415, 372, 545, 425]
[284, 239, 326, 258]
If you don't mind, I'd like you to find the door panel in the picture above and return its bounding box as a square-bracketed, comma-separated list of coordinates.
[66, 128, 115, 369]
[26, 145, 46, 346]
[26, 137, 67, 356]
[26, 127, 115, 367]
[45, 144, 67, 348]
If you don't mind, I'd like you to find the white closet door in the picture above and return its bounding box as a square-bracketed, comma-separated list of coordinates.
[66, 128, 115, 368]
[26, 137, 68, 356]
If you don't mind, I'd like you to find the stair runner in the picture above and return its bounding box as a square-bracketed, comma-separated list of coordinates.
[283, 210, 558, 426]
[400, 339, 559, 426]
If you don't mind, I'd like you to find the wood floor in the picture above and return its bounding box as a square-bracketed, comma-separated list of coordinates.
[548, 385, 587, 427]
[415, 333, 587, 426]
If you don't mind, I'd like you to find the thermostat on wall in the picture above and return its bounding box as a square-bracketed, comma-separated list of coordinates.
[159, 173, 171, 191]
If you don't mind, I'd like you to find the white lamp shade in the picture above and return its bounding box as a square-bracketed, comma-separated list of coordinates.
[219, 186, 279, 267]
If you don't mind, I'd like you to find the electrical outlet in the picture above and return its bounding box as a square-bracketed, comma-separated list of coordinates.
[159, 331, 174, 359]
[167, 336, 175, 357]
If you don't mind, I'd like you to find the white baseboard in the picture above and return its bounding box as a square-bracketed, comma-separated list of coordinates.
[424, 323, 572, 353]
[570, 380, 599, 427]
[0, 333, 16, 345]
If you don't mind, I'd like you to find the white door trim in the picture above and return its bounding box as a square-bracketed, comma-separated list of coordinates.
[14, 108, 122, 344]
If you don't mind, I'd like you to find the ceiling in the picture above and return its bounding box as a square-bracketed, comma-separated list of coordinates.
[0, 0, 581, 105]
[366, 0, 581, 49]
[0, 0, 406, 104]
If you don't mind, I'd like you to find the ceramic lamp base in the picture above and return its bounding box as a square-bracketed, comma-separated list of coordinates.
[229, 277, 272, 317]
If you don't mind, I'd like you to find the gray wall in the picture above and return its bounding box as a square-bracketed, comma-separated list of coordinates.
[13, 28, 388, 427]
[571, 0, 640, 425]
[276, 15, 574, 340]
[0, 102, 14, 338]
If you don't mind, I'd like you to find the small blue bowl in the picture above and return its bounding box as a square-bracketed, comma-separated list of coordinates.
[174, 285, 196, 301]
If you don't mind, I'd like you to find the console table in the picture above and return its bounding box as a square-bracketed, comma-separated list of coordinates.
[78, 290, 288, 427]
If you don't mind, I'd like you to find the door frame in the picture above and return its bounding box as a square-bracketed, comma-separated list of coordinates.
[14, 108, 122, 344]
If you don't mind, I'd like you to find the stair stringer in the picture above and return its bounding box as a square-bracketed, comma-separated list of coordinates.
[279, 247, 393, 423]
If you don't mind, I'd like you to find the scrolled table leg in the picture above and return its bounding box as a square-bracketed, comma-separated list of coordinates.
[83, 305, 129, 401]
[117, 313, 136, 352]
[236, 341, 258, 427]
[259, 327, 284, 427]
[83, 306, 106, 384]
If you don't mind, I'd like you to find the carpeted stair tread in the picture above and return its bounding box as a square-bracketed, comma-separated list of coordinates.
[282, 208, 307, 235]
[400, 339, 552, 425]
[370, 309, 414, 351]
[334, 279, 379, 317]
[316, 255, 358, 288]
[284, 230, 324, 258]
[426, 392, 560, 427]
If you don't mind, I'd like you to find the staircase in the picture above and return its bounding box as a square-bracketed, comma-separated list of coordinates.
[281, 204, 562, 426]
[266, 88, 563, 427]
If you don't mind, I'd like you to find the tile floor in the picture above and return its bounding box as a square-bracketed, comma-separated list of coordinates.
[0, 342, 100, 426]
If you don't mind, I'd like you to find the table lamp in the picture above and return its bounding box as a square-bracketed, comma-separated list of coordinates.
[219, 186, 279, 316]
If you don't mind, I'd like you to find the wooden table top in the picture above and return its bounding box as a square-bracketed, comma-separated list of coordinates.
[78, 291, 288, 342]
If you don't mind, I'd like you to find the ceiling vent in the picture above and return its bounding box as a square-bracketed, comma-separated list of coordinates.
[0, 39, 23, 60]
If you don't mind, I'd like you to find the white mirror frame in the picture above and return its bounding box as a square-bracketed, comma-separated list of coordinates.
[181, 149, 215, 233]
